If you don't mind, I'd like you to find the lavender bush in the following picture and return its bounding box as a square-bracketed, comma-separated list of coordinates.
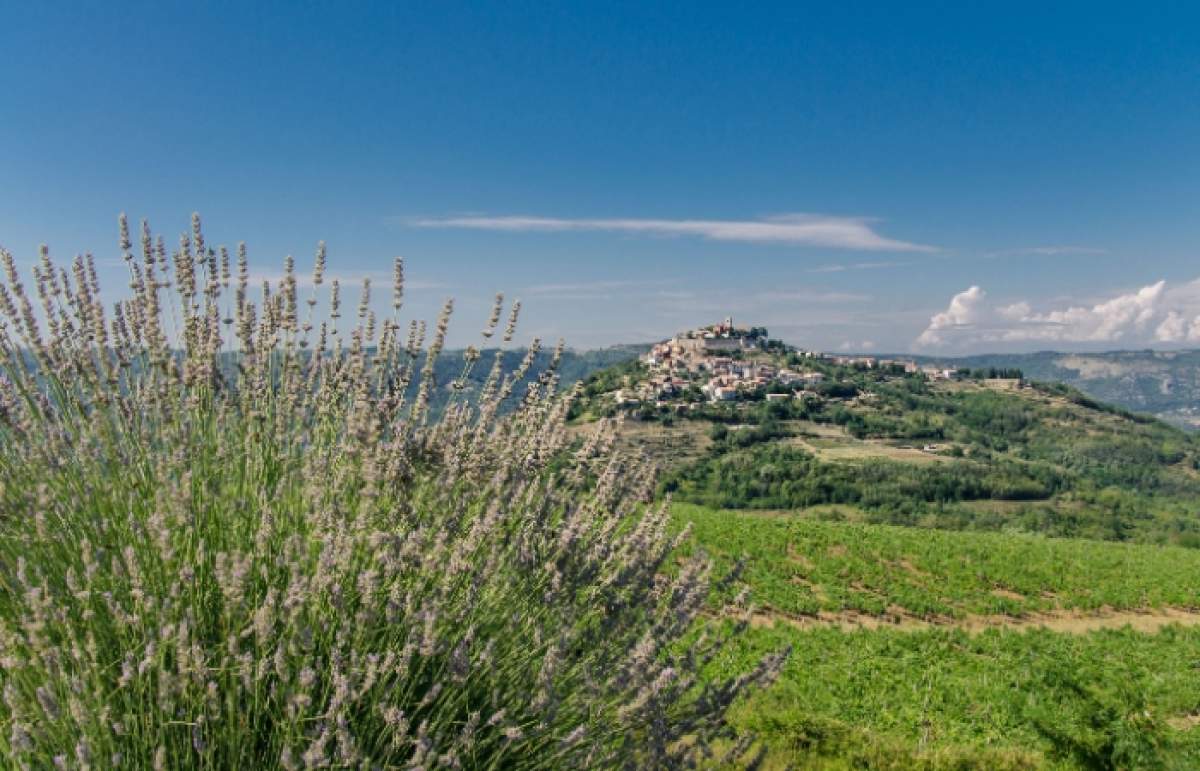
[0, 215, 782, 769]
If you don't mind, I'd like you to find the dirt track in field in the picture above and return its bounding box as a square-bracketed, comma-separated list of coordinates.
[730, 605, 1200, 635]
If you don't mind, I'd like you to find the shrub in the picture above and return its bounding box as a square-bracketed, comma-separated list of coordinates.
[0, 215, 784, 768]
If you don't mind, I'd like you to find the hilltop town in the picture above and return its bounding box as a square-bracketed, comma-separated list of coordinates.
[614, 318, 1011, 412]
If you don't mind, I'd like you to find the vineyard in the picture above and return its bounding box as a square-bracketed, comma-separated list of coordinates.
[674, 503, 1200, 618]
[674, 503, 1200, 767]
[717, 624, 1200, 768]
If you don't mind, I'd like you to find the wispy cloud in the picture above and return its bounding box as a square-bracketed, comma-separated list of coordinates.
[654, 289, 697, 300]
[756, 289, 872, 304]
[986, 245, 1108, 258]
[806, 260, 913, 273]
[409, 213, 935, 252]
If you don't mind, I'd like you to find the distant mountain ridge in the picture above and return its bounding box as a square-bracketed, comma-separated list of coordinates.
[423, 343, 651, 417]
[900, 349, 1200, 429]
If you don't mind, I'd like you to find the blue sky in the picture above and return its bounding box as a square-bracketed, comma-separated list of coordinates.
[2, 1, 1199, 352]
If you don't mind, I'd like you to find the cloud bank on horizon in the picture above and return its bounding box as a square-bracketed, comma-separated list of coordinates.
[412, 213, 935, 252]
[917, 279, 1200, 350]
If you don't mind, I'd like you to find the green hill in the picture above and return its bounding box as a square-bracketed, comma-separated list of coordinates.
[573, 349, 1200, 547]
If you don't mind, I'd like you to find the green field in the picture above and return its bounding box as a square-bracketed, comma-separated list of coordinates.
[674, 503, 1200, 618]
[719, 624, 1200, 769]
[674, 503, 1200, 768]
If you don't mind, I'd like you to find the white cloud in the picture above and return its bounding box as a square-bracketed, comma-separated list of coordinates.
[1155, 311, 1187, 342]
[1153, 287, 1200, 342]
[915, 279, 1200, 350]
[410, 213, 935, 252]
[997, 301, 1032, 320]
[1025, 281, 1164, 341]
[915, 285, 989, 346]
